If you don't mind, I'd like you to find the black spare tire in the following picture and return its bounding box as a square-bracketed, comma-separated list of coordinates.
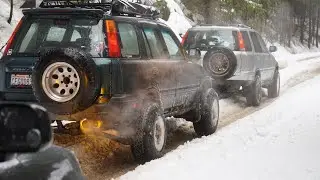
[32, 48, 101, 115]
[203, 47, 237, 80]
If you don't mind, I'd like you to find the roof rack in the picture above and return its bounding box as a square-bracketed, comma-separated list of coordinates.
[193, 23, 252, 29]
[234, 24, 252, 29]
[22, 0, 160, 20]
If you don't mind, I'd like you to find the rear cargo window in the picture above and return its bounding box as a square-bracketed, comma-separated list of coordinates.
[13, 17, 104, 57]
[118, 23, 140, 58]
[249, 32, 263, 53]
[185, 29, 238, 51]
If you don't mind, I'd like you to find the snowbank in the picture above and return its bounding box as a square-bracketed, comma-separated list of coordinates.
[218, 56, 320, 118]
[162, 0, 192, 38]
[268, 42, 320, 69]
[121, 67, 320, 180]
[0, 1, 23, 55]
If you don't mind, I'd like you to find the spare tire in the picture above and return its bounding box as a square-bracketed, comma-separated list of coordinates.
[203, 47, 237, 80]
[32, 48, 101, 115]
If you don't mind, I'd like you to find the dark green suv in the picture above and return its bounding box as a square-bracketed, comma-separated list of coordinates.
[0, 0, 219, 162]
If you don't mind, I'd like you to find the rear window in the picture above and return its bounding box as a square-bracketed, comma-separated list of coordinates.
[185, 29, 239, 51]
[13, 17, 104, 57]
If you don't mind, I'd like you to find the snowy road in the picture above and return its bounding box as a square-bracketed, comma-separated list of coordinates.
[53, 55, 320, 180]
[121, 69, 320, 180]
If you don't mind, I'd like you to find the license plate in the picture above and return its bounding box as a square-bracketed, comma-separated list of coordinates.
[10, 74, 32, 86]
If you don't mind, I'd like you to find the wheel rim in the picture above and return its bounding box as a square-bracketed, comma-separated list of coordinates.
[256, 76, 262, 102]
[276, 74, 280, 95]
[208, 53, 230, 75]
[153, 115, 165, 152]
[42, 62, 80, 103]
[211, 99, 219, 126]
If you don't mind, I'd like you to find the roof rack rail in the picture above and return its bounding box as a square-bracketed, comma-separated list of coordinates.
[193, 23, 252, 29]
[193, 24, 215, 27]
[234, 24, 252, 29]
[24, 0, 160, 19]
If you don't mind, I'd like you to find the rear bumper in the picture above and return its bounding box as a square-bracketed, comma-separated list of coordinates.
[54, 94, 142, 142]
[0, 91, 36, 101]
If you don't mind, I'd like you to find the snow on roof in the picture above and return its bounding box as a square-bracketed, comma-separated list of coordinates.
[244, 0, 263, 8]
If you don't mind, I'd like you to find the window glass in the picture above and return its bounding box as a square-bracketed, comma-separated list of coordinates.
[161, 30, 182, 59]
[240, 31, 252, 52]
[256, 33, 268, 53]
[14, 18, 104, 57]
[46, 27, 66, 42]
[185, 29, 237, 51]
[250, 32, 263, 53]
[71, 30, 81, 42]
[19, 23, 38, 52]
[118, 23, 140, 58]
[143, 27, 166, 58]
[142, 32, 151, 57]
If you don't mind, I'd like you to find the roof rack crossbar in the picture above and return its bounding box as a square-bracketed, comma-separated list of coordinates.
[36, 0, 160, 20]
[193, 23, 252, 29]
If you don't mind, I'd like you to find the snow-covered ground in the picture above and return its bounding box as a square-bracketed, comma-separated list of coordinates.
[120, 57, 320, 180]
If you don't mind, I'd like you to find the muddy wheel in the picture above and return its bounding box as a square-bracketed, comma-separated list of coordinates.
[268, 69, 280, 98]
[131, 103, 167, 163]
[193, 89, 219, 137]
[32, 48, 101, 115]
[246, 74, 262, 106]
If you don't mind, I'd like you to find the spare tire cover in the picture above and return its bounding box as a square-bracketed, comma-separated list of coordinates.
[203, 47, 237, 80]
[32, 48, 101, 115]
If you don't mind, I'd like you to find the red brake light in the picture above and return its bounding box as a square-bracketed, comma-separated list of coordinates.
[105, 20, 121, 58]
[3, 18, 23, 56]
[237, 31, 245, 51]
[181, 31, 189, 45]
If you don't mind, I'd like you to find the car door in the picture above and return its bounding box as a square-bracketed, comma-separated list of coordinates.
[139, 22, 178, 112]
[111, 19, 176, 114]
[249, 31, 267, 80]
[159, 25, 202, 109]
[239, 30, 255, 79]
[256, 33, 276, 80]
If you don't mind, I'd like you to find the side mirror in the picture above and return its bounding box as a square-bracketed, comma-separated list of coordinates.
[269, 45, 277, 53]
[0, 103, 52, 153]
[188, 48, 201, 61]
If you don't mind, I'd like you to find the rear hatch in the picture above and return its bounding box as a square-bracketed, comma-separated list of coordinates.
[183, 28, 242, 74]
[0, 9, 104, 101]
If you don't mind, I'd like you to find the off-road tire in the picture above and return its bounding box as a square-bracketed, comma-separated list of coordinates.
[131, 103, 167, 163]
[193, 88, 219, 137]
[246, 74, 262, 106]
[268, 69, 280, 98]
[203, 47, 237, 80]
[32, 48, 101, 115]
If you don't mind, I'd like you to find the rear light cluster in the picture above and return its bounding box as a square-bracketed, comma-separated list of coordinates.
[105, 20, 121, 58]
[3, 19, 23, 57]
[181, 31, 189, 46]
[237, 31, 246, 51]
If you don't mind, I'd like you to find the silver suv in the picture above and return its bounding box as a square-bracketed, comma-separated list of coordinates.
[183, 24, 280, 106]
